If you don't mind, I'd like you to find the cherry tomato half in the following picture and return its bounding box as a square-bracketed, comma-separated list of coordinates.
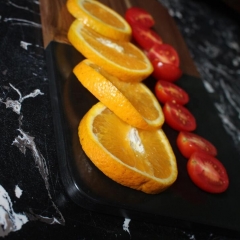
[146, 44, 180, 67]
[163, 102, 196, 131]
[131, 25, 163, 51]
[151, 60, 182, 82]
[177, 131, 217, 159]
[155, 80, 189, 105]
[125, 7, 155, 28]
[187, 151, 229, 193]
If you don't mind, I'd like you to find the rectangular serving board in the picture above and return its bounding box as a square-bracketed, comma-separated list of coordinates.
[42, 0, 240, 236]
[46, 42, 240, 236]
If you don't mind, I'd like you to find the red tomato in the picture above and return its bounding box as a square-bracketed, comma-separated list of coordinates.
[155, 80, 189, 105]
[146, 44, 180, 67]
[131, 25, 163, 50]
[187, 152, 229, 193]
[163, 102, 196, 131]
[177, 131, 217, 158]
[151, 60, 182, 82]
[125, 7, 155, 28]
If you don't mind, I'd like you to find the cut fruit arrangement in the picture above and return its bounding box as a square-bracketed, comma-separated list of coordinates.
[68, 19, 153, 82]
[65, 0, 230, 195]
[67, 0, 132, 41]
[79, 102, 177, 194]
[66, 0, 178, 194]
[73, 59, 164, 130]
[124, 6, 229, 193]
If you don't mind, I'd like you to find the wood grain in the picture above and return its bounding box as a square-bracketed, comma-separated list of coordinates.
[39, 0, 199, 77]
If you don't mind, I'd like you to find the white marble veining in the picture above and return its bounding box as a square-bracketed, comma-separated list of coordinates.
[3, 18, 41, 27]
[122, 218, 131, 235]
[20, 41, 32, 50]
[14, 185, 23, 198]
[0, 83, 44, 114]
[0, 0, 67, 236]
[0, 82, 65, 236]
[0, 185, 28, 237]
[8, 0, 40, 14]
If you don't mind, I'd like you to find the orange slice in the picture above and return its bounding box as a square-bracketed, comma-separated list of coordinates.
[74, 59, 164, 130]
[68, 19, 153, 82]
[66, 0, 132, 41]
[79, 102, 178, 194]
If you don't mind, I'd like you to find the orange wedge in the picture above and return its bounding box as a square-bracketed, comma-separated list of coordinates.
[79, 102, 178, 194]
[66, 0, 132, 41]
[68, 19, 153, 82]
[74, 59, 164, 130]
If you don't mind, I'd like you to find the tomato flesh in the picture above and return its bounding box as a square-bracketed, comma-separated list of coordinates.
[177, 131, 217, 158]
[187, 152, 229, 193]
[163, 102, 196, 131]
[125, 7, 155, 28]
[151, 60, 182, 82]
[146, 44, 180, 67]
[155, 80, 189, 105]
[131, 25, 163, 51]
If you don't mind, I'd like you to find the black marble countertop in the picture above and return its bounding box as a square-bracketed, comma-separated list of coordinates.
[0, 0, 240, 239]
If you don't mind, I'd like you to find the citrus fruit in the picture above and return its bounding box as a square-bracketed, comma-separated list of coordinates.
[79, 102, 178, 194]
[73, 59, 164, 130]
[66, 0, 132, 41]
[68, 19, 153, 82]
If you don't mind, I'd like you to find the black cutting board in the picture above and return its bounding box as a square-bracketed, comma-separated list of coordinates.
[46, 41, 240, 237]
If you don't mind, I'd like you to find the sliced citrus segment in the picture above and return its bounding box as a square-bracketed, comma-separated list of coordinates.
[66, 0, 132, 41]
[68, 19, 153, 82]
[74, 59, 164, 130]
[79, 102, 178, 194]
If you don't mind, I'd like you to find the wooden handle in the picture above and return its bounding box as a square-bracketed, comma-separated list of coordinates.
[39, 0, 199, 77]
[40, 0, 73, 46]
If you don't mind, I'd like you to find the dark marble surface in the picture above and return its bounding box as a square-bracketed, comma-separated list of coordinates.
[0, 0, 239, 239]
[160, 0, 240, 151]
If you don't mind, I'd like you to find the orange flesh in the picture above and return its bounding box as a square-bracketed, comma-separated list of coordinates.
[81, 26, 147, 70]
[83, 1, 125, 29]
[93, 108, 172, 179]
[114, 82, 159, 121]
[89, 63, 159, 121]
